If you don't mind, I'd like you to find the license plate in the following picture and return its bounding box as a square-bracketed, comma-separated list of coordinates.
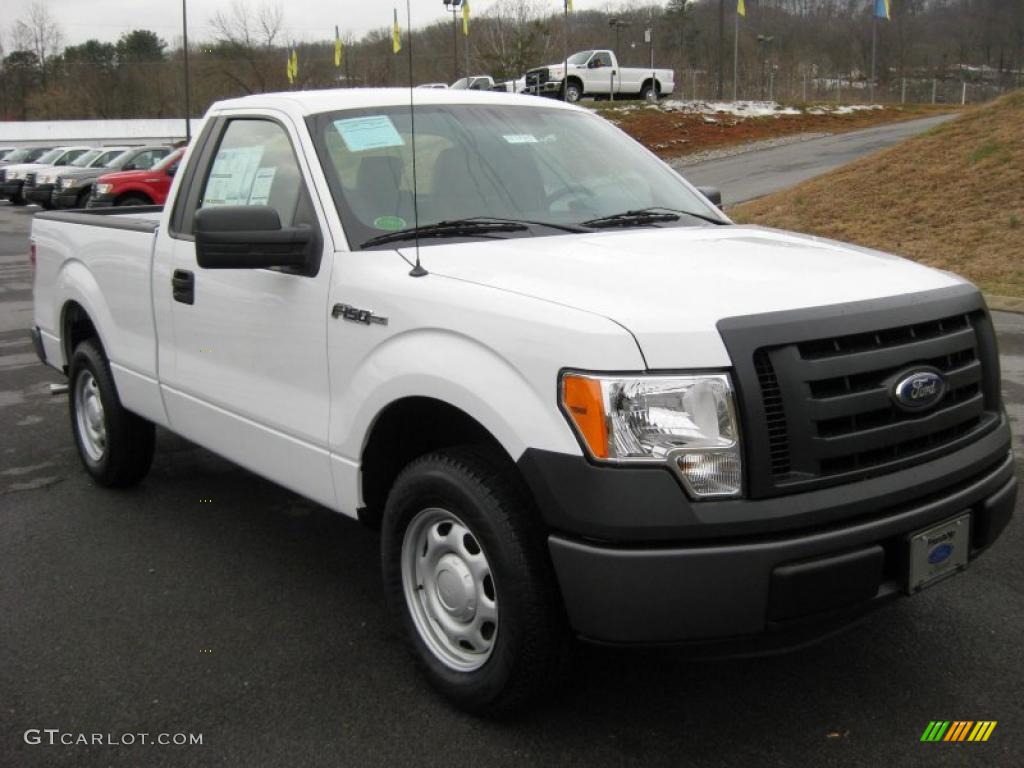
[907, 513, 971, 594]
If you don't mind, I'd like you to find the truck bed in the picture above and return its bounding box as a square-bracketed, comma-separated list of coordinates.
[32, 206, 164, 421]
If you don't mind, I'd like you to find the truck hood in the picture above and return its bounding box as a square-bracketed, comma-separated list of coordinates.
[96, 168, 159, 184]
[403, 225, 965, 369]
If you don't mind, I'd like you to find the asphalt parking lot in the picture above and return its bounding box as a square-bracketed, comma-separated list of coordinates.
[0, 201, 1021, 768]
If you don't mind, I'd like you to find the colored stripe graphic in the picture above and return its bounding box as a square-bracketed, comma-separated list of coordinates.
[922, 721, 997, 742]
[921, 721, 950, 741]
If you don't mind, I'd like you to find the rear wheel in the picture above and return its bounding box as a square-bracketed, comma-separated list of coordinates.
[69, 339, 155, 487]
[641, 81, 660, 102]
[382, 447, 568, 715]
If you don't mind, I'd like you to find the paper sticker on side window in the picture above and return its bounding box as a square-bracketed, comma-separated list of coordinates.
[334, 116, 405, 152]
[248, 167, 276, 205]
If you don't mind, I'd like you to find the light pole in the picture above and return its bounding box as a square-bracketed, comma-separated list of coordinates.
[443, 1, 462, 83]
[756, 34, 774, 101]
[608, 18, 630, 52]
[182, 0, 191, 142]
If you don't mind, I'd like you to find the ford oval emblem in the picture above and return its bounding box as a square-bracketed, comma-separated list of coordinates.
[928, 543, 954, 565]
[892, 369, 946, 411]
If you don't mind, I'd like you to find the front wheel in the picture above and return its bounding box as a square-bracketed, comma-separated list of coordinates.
[116, 195, 150, 207]
[562, 81, 582, 103]
[69, 339, 155, 487]
[382, 447, 568, 715]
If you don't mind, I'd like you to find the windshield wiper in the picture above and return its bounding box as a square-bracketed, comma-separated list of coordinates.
[361, 219, 528, 248]
[580, 207, 728, 229]
[361, 216, 585, 248]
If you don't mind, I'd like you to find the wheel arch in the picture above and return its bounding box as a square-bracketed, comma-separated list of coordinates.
[359, 396, 519, 522]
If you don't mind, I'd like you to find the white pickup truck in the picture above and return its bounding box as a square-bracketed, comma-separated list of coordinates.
[30, 89, 1015, 715]
[524, 49, 674, 102]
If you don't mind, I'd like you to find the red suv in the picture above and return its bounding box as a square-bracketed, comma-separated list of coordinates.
[89, 148, 185, 207]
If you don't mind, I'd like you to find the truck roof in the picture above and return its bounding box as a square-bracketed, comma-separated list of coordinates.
[210, 87, 579, 117]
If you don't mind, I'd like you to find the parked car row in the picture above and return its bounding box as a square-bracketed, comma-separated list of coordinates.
[0, 143, 182, 209]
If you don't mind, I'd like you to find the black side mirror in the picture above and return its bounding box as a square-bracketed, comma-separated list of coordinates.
[195, 205, 313, 270]
[697, 186, 723, 208]
[166, 166, 177, 178]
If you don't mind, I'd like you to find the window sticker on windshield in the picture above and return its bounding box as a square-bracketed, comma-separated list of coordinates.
[248, 167, 276, 206]
[374, 215, 407, 230]
[502, 134, 538, 144]
[334, 116, 405, 152]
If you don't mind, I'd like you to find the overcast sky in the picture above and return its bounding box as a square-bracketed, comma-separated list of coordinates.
[4, 1, 615, 47]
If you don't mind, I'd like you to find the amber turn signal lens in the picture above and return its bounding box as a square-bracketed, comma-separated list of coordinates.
[561, 375, 609, 459]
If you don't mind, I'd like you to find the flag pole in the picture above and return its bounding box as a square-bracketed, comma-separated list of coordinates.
[733, 7, 739, 101]
[870, 13, 877, 102]
[563, 2, 570, 101]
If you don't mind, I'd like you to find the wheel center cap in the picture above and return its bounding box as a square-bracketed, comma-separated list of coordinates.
[434, 554, 475, 620]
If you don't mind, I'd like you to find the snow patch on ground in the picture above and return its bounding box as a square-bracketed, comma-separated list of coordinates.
[602, 100, 887, 119]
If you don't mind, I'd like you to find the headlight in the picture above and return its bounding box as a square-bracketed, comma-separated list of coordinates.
[60, 177, 78, 189]
[95, 183, 113, 195]
[560, 372, 743, 498]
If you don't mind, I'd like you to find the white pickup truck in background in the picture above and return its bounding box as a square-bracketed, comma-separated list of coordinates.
[30, 88, 1016, 716]
[524, 49, 674, 102]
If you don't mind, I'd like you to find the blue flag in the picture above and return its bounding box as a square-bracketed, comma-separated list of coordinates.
[874, 0, 891, 20]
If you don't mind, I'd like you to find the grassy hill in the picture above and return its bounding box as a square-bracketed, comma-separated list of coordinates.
[732, 91, 1024, 298]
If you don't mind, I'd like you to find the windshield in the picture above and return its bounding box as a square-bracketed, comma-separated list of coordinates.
[93, 149, 126, 167]
[5, 147, 51, 163]
[35, 148, 65, 164]
[154, 148, 185, 171]
[567, 51, 593, 65]
[312, 104, 723, 249]
[450, 78, 470, 89]
[70, 149, 102, 167]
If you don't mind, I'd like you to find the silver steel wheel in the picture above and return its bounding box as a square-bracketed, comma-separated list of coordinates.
[74, 370, 107, 462]
[401, 507, 498, 671]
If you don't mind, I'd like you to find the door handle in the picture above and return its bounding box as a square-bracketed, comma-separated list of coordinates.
[172, 269, 195, 305]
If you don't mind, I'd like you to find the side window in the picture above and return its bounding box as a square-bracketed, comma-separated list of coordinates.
[132, 150, 159, 170]
[593, 52, 613, 68]
[198, 119, 309, 229]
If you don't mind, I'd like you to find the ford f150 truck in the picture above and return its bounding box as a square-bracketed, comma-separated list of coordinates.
[525, 49, 674, 102]
[88, 147, 184, 208]
[30, 89, 1016, 715]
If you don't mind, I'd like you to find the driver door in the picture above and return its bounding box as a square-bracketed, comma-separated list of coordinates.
[161, 114, 337, 509]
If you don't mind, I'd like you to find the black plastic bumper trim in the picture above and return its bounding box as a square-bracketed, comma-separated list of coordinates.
[547, 457, 1015, 644]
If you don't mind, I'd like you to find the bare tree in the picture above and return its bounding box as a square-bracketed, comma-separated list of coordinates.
[12, 0, 63, 85]
[209, 0, 286, 93]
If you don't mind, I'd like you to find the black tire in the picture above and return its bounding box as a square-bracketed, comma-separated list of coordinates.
[641, 81, 660, 102]
[381, 446, 568, 716]
[10, 188, 26, 205]
[116, 195, 150, 207]
[76, 189, 92, 209]
[68, 339, 155, 487]
[562, 80, 583, 103]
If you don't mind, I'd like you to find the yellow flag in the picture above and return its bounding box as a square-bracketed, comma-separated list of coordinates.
[737, 0, 746, 16]
[392, 9, 402, 54]
[290, 50, 299, 81]
[286, 52, 294, 84]
[565, 0, 573, 11]
[334, 30, 343, 67]
[462, 1, 470, 36]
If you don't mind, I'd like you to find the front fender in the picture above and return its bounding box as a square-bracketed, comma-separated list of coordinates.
[334, 328, 581, 463]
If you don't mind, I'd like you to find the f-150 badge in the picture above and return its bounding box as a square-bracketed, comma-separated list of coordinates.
[332, 304, 388, 326]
